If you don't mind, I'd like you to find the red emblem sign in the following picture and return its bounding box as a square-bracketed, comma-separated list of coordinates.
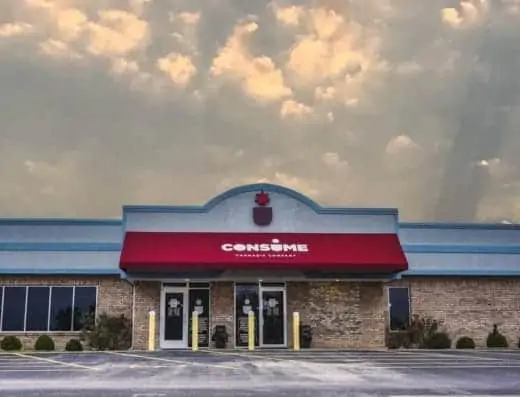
[252, 190, 273, 226]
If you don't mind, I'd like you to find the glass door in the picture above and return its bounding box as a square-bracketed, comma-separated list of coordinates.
[259, 286, 286, 347]
[234, 283, 259, 347]
[160, 287, 188, 348]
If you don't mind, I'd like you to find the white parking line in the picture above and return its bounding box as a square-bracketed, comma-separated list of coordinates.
[0, 368, 86, 372]
[379, 363, 520, 369]
[201, 350, 291, 362]
[105, 351, 239, 370]
[241, 354, 497, 361]
[388, 350, 501, 361]
[14, 353, 98, 371]
[132, 394, 166, 397]
[0, 362, 67, 367]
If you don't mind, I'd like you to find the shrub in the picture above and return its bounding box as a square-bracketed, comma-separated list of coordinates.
[425, 331, 452, 349]
[486, 324, 508, 348]
[385, 329, 411, 349]
[455, 336, 475, 349]
[65, 338, 83, 351]
[517, 337, 520, 349]
[385, 315, 451, 349]
[81, 313, 132, 350]
[407, 315, 447, 348]
[0, 336, 22, 351]
[34, 335, 55, 351]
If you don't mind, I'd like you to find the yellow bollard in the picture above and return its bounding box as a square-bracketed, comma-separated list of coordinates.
[293, 312, 300, 350]
[248, 310, 255, 351]
[148, 310, 156, 351]
[192, 311, 199, 351]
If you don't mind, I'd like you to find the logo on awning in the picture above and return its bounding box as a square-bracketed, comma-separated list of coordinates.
[252, 190, 273, 226]
[221, 238, 309, 258]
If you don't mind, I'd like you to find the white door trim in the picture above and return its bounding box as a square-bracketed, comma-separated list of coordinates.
[160, 285, 189, 349]
[259, 285, 287, 348]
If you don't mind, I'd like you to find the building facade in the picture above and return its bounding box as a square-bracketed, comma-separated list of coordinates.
[0, 183, 519, 350]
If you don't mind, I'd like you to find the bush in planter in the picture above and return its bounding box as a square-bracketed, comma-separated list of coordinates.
[391, 314, 449, 349]
[211, 325, 228, 348]
[385, 329, 411, 349]
[80, 313, 132, 350]
[455, 336, 475, 349]
[65, 338, 83, 351]
[486, 324, 508, 348]
[408, 315, 442, 348]
[0, 335, 22, 351]
[425, 331, 452, 349]
[34, 335, 55, 351]
[300, 324, 313, 348]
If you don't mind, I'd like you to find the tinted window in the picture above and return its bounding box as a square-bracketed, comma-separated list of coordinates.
[2, 287, 27, 331]
[73, 287, 96, 331]
[389, 287, 410, 331]
[26, 287, 50, 331]
[49, 286, 73, 331]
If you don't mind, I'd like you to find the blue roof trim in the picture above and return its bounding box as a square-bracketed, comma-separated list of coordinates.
[0, 218, 122, 226]
[402, 269, 520, 277]
[1, 243, 519, 254]
[123, 183, 399, 216]
[0, 243, 122, 251]
[0, 268, 121, 275]
[399, 222, 520, 230]
[403, 245, 520, 254]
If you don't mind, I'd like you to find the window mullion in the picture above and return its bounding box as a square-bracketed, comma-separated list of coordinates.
[23, 286, 28, 332]
[71, 285, 76, 331]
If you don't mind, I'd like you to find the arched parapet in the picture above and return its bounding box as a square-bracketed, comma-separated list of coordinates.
[122, 183, 399, 234]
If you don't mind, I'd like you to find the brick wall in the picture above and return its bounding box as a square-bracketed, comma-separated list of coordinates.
[210, 281, 234, 346]
[132, 281, 160, 350]
[0, 275, 133, 350]
[287, 281, 385, 348]
[389, 277, 520, 347]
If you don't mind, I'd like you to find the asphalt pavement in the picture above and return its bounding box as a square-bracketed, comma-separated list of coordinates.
[1, 348, 520, 396]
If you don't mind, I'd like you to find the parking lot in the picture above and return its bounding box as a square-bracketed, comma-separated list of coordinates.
[0, 349, 520, 396]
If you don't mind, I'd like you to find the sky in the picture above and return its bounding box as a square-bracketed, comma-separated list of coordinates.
[1, 0, 519, 222]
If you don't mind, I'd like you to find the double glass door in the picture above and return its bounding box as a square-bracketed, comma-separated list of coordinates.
[160, 286, 211, 349]
[235, 283, 286, 347]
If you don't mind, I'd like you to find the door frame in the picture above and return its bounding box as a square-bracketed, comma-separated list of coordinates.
[259, 285, 287, 348]
[159, 285, 189, 349]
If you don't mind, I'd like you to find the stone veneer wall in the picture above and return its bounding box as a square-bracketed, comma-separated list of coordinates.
[132, 281, 160, 350]
[287, 281, 386, 348]
[210, 281, 234, 347]
[389, 277, 520, 347]
[0, 275, 133, 350]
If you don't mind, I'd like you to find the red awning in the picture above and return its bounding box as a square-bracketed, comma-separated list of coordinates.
[119, 232, 408, 272]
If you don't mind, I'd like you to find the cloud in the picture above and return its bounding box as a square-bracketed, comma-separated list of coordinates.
[0, 0, 519, 222]
[0, 22, 34, 37]
[385, 135, 420, 155]
[272, 4, 305, 27]
[280, 99, 313, 119]
[157, 52, 196, 86]
[210, 20, 292, 101]
[86, 10, 149, 56]
[441, 0, 488, 28]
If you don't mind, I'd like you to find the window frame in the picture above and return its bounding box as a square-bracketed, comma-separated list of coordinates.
[0, 285, 98, 333]
[387, 286, 411, 332]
